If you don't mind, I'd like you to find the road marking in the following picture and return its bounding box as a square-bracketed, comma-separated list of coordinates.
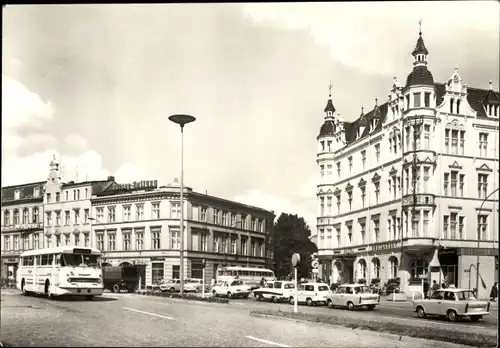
[244, 335, 290, 347]
[379, 315, 486, 329]
[123, 307, 175, 320]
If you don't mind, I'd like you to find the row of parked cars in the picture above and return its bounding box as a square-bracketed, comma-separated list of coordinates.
[251, 279, 491, 322]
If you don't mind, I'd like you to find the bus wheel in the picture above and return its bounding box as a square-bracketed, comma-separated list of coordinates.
[85, 295, 94, 301]
[112, 283, 120, 293]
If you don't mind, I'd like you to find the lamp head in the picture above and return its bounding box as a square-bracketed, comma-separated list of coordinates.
[168, 114, 196, 128]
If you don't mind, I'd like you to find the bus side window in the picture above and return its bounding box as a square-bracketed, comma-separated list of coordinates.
[41, 255, 47, 266]
[35, 255, 41, 266]
[48, 254, 54, 266]
[55, 254, 61, 266]
[256, 272, 261, 277]
[21, 257, 25, 266]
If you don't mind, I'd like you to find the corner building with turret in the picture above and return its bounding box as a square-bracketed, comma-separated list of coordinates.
[315, 30, 499, 299]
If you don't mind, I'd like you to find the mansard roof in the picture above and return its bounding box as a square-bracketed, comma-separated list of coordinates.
[1, 181, 46, 203]
[341, 83, 498, 147]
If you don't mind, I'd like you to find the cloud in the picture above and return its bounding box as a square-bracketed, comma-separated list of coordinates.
[2, 75, 54, 132]
[243, 2, 499, 77]
[0, 75, 134, 186]
[64, 134, 89, 154]
[114, 162, 150, 183]
[232, 189, 316, 232]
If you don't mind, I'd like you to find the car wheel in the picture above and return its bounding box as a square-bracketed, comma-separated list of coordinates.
[227, 292, 232, 299]
[327, 299, 334, 309]
[113, 284, 120, 293]
[447, 309, 458, 322]
[289, 296, 294, 305]
[212, 290, 217, 297]
[272, 296, 278, 303]
[306, 298, 313, 306]
[347, 301, 355, 311]
[366, 305, 375, 311]
[469, 315, 482, 322]
[416, 306, 426, 318]
[170, 287, 175, 293]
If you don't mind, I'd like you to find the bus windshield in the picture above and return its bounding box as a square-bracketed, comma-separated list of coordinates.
[61, 253, 100, 268]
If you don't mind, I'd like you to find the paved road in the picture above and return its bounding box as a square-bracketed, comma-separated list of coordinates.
[222, 295, 498, 334]
[1, 291, 474, 348]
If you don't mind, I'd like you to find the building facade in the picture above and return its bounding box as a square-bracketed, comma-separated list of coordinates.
[91, 178, 275, 288]
[1, 181, 45, 281]
[43, 156, 115, 251]
[315, 30, 499, 298]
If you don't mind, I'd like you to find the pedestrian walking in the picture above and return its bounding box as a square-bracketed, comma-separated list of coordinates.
[259, 277, 265, 287]
[423, 280, 430, 299]
[490, 282, 498, 301]
[210, 277, 216, 289]
[432, 280, 439, 291]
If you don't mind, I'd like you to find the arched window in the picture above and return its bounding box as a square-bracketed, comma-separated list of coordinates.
[33, 207, 39, 224]
[456, 99, 461, 115]
[4, 210, 10, 226]
[358, 259, 367, 279]
[450, 98, 454, 114]
[371, 258, 380, 279]
[410, 259, 429, 280]
[13, 209, 19, 225]
[23, 208, 29, 224]
[389, 256, 398, 279]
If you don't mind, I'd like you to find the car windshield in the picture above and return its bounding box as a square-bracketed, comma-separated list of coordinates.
[455, 291, 477, 301]
[284, 283, 295, 289]
[318, 285, 329, 291]
[231, 280, 244, 286]
[61, 253, 100, 267]
[353, 286, 371, 294]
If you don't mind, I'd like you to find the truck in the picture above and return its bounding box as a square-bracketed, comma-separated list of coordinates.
[102, 265, 139, 293]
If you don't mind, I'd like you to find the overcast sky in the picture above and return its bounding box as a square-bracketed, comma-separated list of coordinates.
[2, 2, 499, 229]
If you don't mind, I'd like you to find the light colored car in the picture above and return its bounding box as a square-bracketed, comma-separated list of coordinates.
[413, 288, 491, 322]
[290, 283, 331, 306]
[184, 278, 210, 293]
[252, 281, 296, 303]
[212, 279, 252, 299]
[326, 284, 380, 311]
[159, 279, 181, 293]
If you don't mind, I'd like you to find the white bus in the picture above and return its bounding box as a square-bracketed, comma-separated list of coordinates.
[216, 266, 275, 289]
[17, 246, 104, 300]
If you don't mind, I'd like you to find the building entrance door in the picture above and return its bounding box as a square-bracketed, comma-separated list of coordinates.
[442, 265, 457, 286]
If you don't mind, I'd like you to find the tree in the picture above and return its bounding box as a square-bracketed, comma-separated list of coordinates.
[273, 213, 318, 280]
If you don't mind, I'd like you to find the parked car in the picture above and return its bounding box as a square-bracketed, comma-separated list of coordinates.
[252, 281, 295, 303]
[184, 278, 210, 293]
[290, 282, 331, 306]
[413, 288, 491, 322]
[326, 284, 380, 311]
[159, 279, 181, 293]
[212, 279, 252, 299]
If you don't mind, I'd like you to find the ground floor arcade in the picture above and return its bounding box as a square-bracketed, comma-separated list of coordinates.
[318, 244, 498, 299]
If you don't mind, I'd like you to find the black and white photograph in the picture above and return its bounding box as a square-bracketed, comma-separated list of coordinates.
[1, 2, 499, 347]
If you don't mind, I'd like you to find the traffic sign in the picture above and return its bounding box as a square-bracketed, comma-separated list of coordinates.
[291, 253, 300, 268]
[312, 269, 319, 273]
[311, 259, 319, 269]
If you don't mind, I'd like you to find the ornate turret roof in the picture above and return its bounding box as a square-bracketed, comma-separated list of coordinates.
[318, 120, 336, 137]
[482, 81, 500, 105]
[405, 66, 435, 87]
[412, 32, 429, 56]
[324, 99, 336, 113]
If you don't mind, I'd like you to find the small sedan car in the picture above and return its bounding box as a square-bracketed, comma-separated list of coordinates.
[159, 279, 181, 293]
[291, 283, 331, 306]
[413, 288, 491, 322]
[252, 281, 296, 303]
[326, 284, 380, 310]
[212, 279, 252, 299]
[184, 278, 209, 293]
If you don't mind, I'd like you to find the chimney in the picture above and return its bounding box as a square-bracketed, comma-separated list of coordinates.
[107, 176, 115, 182]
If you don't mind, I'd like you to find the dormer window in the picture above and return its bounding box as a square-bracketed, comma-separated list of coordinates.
[371, 119, 377, 132]
[14, 190, 20, 200]
[33, 187, 40, 197]
[487, 104, 499, 117]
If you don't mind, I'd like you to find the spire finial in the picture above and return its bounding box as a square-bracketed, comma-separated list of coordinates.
[328, 80, 333, 98]
[489, 80, 493, 90]
[418, 18, 422, 35]
[53, 154, 56, 161]
[375, 97, 378, 106]
[361, 105, 364, 114]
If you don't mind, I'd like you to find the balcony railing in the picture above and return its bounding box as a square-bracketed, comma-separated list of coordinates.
[402, 194, 436, 207]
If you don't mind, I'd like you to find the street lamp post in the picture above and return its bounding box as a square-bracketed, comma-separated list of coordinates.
[476, 187, 499, 296]
[169, 114, 196, 297]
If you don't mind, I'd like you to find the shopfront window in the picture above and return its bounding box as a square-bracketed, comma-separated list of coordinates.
[410, 259, 428, 281]
[151, 262, 164, 285]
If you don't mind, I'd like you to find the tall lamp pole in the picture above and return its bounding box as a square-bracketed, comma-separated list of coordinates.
[169, 114, 196, 296]
[476, 187, 499, 296]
